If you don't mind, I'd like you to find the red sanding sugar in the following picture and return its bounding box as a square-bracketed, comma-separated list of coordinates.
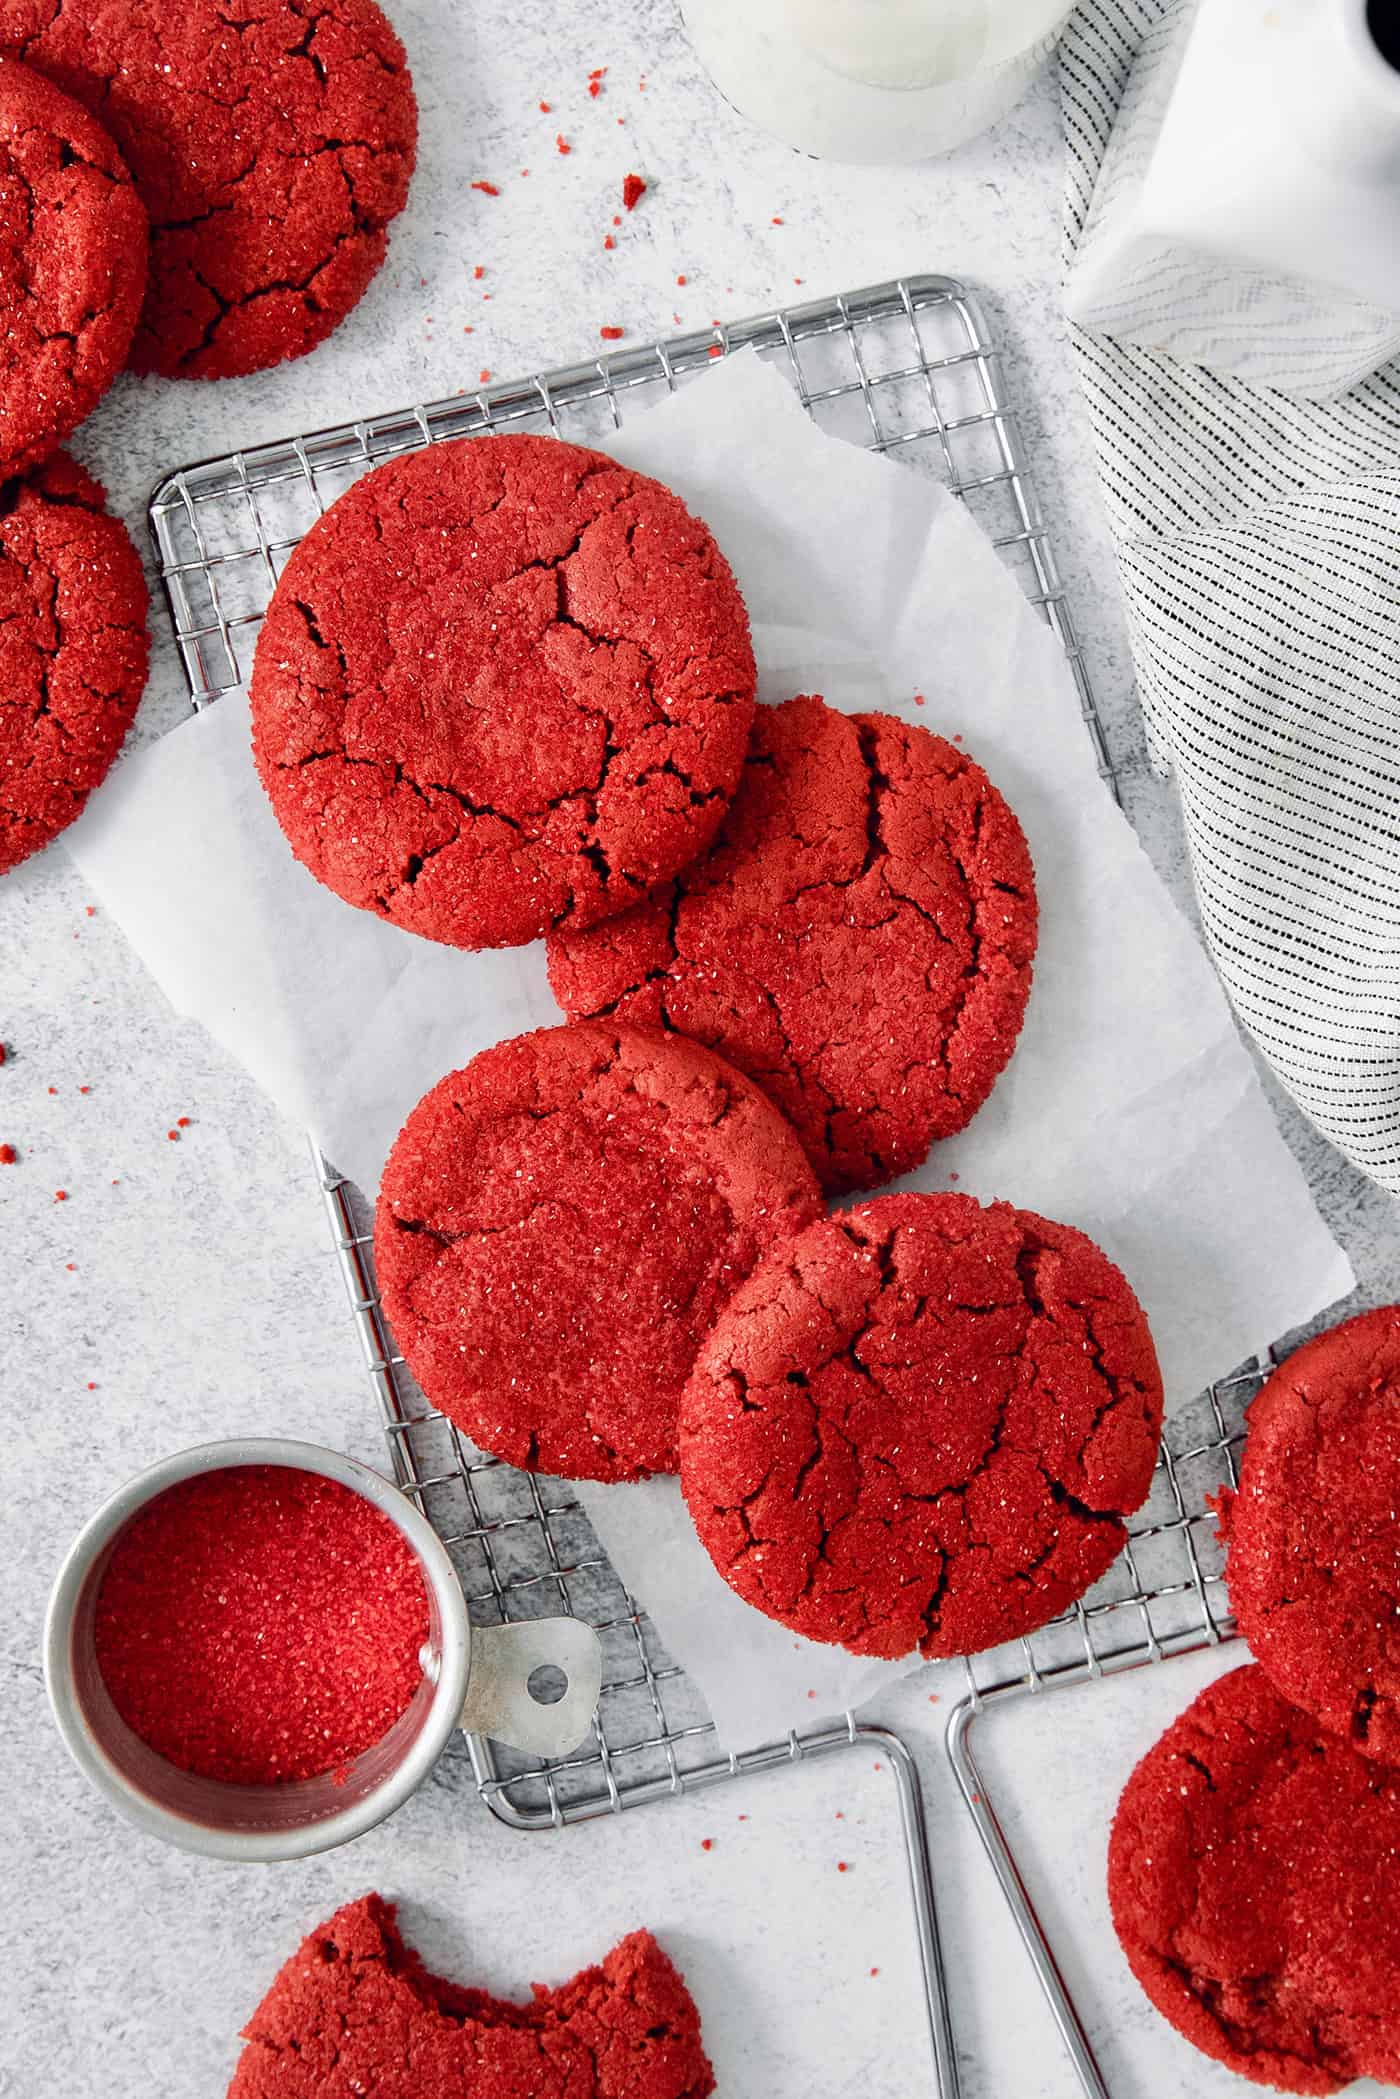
[622, 172, 646, 210]
[93, 1465, 430, 1785]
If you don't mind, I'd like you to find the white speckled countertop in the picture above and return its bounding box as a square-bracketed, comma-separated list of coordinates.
[4, 4, 1400, 2095]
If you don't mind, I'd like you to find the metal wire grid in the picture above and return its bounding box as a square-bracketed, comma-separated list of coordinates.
[146, 269, 1257, 1812]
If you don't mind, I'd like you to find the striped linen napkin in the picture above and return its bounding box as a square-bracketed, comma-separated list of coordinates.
[1061, 0, 1400, 1193]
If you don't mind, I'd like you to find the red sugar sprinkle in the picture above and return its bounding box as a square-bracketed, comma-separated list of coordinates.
[622, 173, 646, 211]
[473, 265, 485, 280]
[913, 692, 926, 706]
[837, 1861, 849, 1873]
[599, 325, 625, 340]
[771, 214, 784, 225]
[676, 273, 687, 286]
[47, 1085, 56, 1095]
[873, 1760, 882, 1770]
[166, 1129, 180, 1142]
[471, 180, 500, 196]
[556, 133, 571, 155]
[589, 66, 607, 80]
[612, 213, 621, 226]
[65, 1262, 75, 1272]
[738, 1813, 749, 1821]
[707, 345, 722, 359]
[85, 905, 95, 917]
[948, 1170, 960, 1183]
[928, 1693, 940, 1704]
[538, 100, 552, 112]
[870, 1967, 880, 1978]
[603, 234, 615, 250]
[177, 1116, 190, 1128]
[700, 1837, 713, 1851]
[0, 1144, 16, 1165]
[93, 1466, 430, 1785]
[86, 1381, 96, 1391]
[54, 1188, 67, 1201]
[519, 169, 529, 178]
[79, 1085, 90, 1095]
[479, 369, 492, 382]
[588, 79, 601, 98]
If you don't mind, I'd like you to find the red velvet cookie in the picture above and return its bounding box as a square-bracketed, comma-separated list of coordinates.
[1108, 1662, 1400, 2095]
[374, 1022, 821, 1482]
[0, 61, 146, 478]
[0, 454, 149, 874]
[228, 1894, 715, 2099]
[251, 435, 756, 949]
[547, 692, 1037, 1194]
[0, 0, 416, 380]
[1216, 1304, 1400, 1765]
[680, 1191, 1162, 1659]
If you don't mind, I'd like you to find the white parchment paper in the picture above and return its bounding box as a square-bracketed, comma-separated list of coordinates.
[66, 353, 1354, 1747]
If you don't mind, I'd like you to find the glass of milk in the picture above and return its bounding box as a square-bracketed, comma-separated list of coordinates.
[683, 0, 1078, 161]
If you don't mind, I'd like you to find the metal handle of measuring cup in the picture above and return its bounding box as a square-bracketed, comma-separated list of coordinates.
[459, 1616, 603, 1758]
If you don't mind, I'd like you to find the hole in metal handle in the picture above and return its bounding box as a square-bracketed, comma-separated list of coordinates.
[527, 1663, 569, 1706]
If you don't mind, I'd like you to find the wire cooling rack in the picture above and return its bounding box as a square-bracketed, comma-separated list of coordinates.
[148, 275, 1258, 2099]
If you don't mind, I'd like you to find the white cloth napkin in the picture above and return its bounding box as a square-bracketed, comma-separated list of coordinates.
[1064, 0, 1400, 401]
[1063, 1, 1400, 1201]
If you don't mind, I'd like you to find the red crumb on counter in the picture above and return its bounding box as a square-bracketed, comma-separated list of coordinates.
[837, 1862, 849, 1873]
[603, 234, 615, 250]
[700, 1838, 713, 1852]
[85, 905, 95, 917]
[622, 173, 646, 210]
[589, 66, 606, 81]
[93, 1465, 430, 1784]
[913, 692, 926, 706]
[771, 215, 784, 225]
[479, 369, 492, 382]
[600, 325, 625, 340]
[86, 1381, 96, 1390]
[473, 265, 485, 279]
[79, 1085, 90, 1094]
[177, 1116, 190, 1128]
[0, 1144, 16, 1164]
[556, 133, 571, 155]
[870, 1967, 880, 1977]
[677, 273, 687, 286]
[54, 1188, 67, 1201]
[47, 1085, 56, 1094]
[707, 345, 722, 359]
[65, 1261, 75, 1271]
[588, 79, 601, 98]
[470, 180, 500, 196]
[538, 99, 551, 112]
[166, 1129, 180, 1141]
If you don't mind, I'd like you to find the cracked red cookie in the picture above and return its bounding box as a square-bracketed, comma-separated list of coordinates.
[0, 453, 149, 874]
[374, 1021, 821, 1481]
[0, 0, 416, 380]
[251, 434, 756, 949]
[547, 692, 1037, 1195]
[0, 60, 146, 478]
[1108, 1662, 1400, 2095]
[1215, 1305, 1400, 1766]
[228, 1894, 715, 2099]
[680, 1191, 1162, 1658]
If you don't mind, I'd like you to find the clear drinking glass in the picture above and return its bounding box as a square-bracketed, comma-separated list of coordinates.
[684, 0, 1078, 161]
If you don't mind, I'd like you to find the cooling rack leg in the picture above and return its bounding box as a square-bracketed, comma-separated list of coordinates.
[862, 1726, 962, 2099]
[944, 1700, 1111, 2099]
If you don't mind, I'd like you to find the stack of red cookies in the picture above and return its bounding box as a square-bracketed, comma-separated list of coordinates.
[0, 0, 418, 873]
[246, 427, 1168, 1669]
[1107, 1306, 1400, 2095]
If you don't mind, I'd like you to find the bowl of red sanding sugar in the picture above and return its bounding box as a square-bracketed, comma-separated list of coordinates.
[45, 1441, 601, 1861]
